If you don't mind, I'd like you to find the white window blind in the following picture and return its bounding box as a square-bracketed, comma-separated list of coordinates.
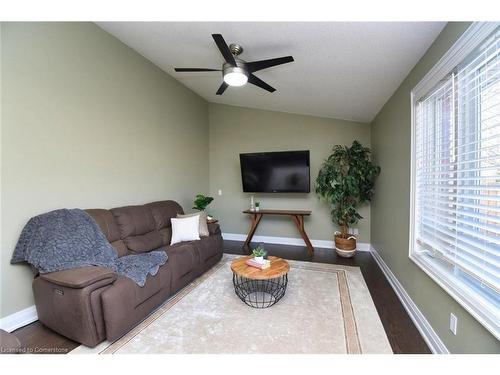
[411, 24, 500, 338]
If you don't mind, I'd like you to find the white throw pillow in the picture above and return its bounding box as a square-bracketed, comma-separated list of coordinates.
[177, 212, 209, 237]
[170, 215, 201, 245]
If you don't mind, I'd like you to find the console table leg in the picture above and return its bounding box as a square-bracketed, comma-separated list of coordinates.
[243, 213, 263, 253]
[291, 214, 314, 256]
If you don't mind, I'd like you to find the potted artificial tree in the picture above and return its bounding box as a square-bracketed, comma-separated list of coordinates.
[315, 141, 380, 257]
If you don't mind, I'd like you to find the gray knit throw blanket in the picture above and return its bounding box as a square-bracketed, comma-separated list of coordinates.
[11, 209, 167, 287]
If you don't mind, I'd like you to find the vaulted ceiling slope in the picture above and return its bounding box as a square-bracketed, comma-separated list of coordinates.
[97, 22, 446, 123]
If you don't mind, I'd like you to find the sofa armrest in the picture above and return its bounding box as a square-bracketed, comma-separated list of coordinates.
[39, 266, 117, 289]
[207, 222, 221, 236]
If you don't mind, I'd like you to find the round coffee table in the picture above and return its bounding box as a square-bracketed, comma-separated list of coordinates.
[230, 256, 290, 308]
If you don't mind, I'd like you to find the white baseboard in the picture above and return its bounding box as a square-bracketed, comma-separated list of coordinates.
[370, 245, 449, 354]
[222, 232, 371, 252]
[0, 305, 38, 333]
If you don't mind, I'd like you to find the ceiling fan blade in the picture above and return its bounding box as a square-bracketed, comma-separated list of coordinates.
[212, 34, 237, 66]
[216, 82, 229, 95]
[174, 68, 221, 72]
[248, 74, 276, 93]
[246, 56, 294, 73]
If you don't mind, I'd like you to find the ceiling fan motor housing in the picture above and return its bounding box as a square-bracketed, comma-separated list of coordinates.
[229, 43, 244, 56]
[223, 59, 248, 79]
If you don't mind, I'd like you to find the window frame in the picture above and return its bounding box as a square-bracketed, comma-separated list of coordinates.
[409, 22, 499, 340]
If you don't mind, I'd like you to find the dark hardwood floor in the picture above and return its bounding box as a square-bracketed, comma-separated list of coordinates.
[225, 240, 431, 354]
[12, 240, 431, 354]
[12, 320, 79, 354]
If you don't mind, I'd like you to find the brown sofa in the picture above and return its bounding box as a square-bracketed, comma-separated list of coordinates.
[31, 200, 223, 347]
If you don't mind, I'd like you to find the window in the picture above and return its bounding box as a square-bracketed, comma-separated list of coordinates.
[410, 23, 500, 339]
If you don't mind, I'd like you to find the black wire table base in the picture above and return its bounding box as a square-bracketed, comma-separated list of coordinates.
[232, 273, 288, 308]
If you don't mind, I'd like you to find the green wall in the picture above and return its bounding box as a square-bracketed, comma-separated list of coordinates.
[0, 22, 209, 317]
[208, 103, 371, 243]
[2, 22, 498, 353]
[370, 22, 500, 353]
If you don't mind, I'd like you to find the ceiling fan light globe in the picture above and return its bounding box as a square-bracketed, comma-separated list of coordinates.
[223, 71, 248, 87]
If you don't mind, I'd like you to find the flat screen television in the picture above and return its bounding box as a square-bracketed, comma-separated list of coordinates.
[239, 150, 310, 193]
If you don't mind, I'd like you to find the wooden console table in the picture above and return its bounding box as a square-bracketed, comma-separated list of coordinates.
[242, 209, 314, 256]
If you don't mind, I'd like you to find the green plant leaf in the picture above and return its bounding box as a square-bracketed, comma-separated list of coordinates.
[192, 194, 214, 211]
[315, 141, 380, 230]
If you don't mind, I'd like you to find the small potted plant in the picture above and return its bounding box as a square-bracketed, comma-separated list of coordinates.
[252, 246, 267, 263]
[315, 141, 380, 257]
[193, 194, 214, 219]
[255, 201, 260, 211]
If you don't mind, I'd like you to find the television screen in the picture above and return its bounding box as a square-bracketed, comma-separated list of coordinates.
[239, 150, 310, 193]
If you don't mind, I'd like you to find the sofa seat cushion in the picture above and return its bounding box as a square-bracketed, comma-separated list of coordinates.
[132, 273, 161, 307]
[164, 243, 198, 279]
[123, 231, 163, 254]
[110, 263, 170, 308]
[109, 240, 128, 257]
[192, 235, 222, 262]
[100, 266, 171, 341]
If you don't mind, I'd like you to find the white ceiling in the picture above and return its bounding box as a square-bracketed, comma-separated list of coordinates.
[97, 22, 446, 123]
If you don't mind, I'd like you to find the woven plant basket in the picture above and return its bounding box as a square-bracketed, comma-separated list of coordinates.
[334, 234, 357, 258]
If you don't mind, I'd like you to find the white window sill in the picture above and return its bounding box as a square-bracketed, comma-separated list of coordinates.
[410, 253, 500, 340]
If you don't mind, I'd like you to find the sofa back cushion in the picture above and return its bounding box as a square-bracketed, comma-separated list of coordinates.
[111, 205, 163, 253]
[145, 201, 184, 246]
[85, 209, 129, 257]
[87, 201, 185, 254]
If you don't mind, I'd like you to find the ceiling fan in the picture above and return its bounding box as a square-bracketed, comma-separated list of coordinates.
[174, 34, 294, 95]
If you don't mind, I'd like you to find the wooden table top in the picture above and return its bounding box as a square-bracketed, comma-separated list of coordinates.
[242, 209, 311, 216]
[230, 256, 290, 280]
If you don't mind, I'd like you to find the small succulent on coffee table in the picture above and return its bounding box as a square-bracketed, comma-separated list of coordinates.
[252, 246, 266, 258]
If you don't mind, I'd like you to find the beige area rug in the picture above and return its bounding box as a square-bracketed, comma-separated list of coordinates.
[72, 254, 392, 354]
